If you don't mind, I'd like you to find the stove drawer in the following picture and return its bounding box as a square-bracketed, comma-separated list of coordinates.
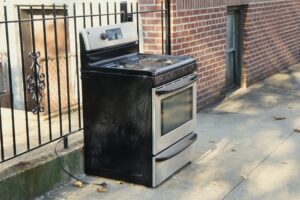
[152, 133, 197, 187]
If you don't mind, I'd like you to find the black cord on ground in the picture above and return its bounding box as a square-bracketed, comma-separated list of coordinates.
[54, 132, 107, 187]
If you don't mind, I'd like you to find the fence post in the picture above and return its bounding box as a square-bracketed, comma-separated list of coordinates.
[0, 61, 3, 160]
[64, 137, 69, 149]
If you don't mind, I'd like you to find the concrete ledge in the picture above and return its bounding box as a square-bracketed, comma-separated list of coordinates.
[0, 140, 84, 200]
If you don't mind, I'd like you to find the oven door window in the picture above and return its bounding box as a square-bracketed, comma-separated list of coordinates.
[161, 87, 193, 136]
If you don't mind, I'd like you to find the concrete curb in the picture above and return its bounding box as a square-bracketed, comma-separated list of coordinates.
[0, 145, 84, 200]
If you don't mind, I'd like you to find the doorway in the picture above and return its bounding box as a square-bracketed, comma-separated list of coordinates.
[20, 8, 73, 113]
[225, 6, 243, 91]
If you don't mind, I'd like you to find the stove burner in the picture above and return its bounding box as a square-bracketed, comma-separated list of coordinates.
[96, 54, 184, 72]
[88, 53, 196, 77]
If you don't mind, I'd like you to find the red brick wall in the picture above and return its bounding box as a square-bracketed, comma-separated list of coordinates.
[171, 6, 227, 111]
[176, 0, 286, 9]
[244, 1, 300, 85]
[139, 0, 164, 54]
[139, 0, 300, 111]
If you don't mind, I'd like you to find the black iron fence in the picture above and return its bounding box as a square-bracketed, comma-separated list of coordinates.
[0, 1, 169, 163]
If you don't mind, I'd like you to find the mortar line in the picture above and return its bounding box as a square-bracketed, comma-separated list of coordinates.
[221, 130, 296, 200]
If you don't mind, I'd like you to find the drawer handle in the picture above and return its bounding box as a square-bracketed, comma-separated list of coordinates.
[155, 133, 197, 162]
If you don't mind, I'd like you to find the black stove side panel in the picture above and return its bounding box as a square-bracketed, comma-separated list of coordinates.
[81, 71, 153, 187]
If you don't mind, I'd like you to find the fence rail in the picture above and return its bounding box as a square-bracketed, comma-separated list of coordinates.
[0, 1, 169, 163]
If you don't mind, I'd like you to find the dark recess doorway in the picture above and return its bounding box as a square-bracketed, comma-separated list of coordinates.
[225, 6, 244, 91]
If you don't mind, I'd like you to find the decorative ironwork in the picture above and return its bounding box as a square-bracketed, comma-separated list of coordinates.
[27, 51, 45, 115]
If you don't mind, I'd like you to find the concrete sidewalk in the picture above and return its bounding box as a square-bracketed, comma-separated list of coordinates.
[38, 64, 300, 200]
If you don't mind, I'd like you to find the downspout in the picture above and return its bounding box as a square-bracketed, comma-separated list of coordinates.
[165, 0, 171, 55]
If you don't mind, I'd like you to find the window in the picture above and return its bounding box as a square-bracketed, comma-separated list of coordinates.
[225, 6, 244, 90]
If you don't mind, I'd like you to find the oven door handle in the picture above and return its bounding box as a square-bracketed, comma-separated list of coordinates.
[156, 74, 198, 95]
[155, 133, 198, 162]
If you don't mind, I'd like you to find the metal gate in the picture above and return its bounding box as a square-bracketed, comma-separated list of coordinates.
[0, 1, 170, 163]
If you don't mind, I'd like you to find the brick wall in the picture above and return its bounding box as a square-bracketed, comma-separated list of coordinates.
[176, 0, 284, 9]
[139, 0, 300, 111]
[171, 6, 228, 111]
[243, 1, 300, 85]
[139, 0, 164, 54]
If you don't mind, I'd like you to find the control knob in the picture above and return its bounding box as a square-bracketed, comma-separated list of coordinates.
[100, 33, 108, 40]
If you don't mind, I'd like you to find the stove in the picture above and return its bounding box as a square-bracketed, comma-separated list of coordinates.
[80, 22, 198, 187]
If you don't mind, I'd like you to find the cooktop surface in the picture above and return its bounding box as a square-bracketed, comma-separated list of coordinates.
[88, 53, 195, 76]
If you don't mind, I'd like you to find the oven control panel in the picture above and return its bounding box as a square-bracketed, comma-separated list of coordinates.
[80, 22, 138, 51]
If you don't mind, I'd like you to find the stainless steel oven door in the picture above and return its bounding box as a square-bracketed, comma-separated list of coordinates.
[152, 72, 198, 155]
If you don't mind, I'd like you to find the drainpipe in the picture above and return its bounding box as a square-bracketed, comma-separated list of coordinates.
[165, 0, 171, 55]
